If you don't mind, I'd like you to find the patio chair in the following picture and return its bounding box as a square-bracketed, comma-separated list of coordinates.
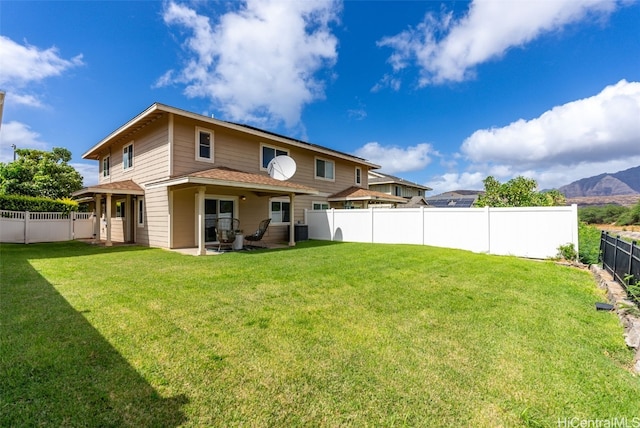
[244, 218, 271, 248]
[215, 217, 240, 251]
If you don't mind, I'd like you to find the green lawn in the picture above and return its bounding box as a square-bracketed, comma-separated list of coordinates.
[1, 241, 639, 427]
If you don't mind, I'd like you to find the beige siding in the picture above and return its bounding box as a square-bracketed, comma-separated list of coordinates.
[145, 187, 169, 248]
[98, 117, 169, 185]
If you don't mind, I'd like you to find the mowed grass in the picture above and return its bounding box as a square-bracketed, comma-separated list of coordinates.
[1, 241, 639, 427]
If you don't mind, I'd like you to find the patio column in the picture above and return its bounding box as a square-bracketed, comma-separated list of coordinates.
[197, 186, 206, 256]
[105, 193, 112, 247]
[288, 193, 295, 247]
[125, 194, 132, 242]
[94, 193, 101, 240]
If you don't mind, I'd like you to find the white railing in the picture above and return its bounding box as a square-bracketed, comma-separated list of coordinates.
[0, 210, 95, 244]
[305, 205, 579, 259]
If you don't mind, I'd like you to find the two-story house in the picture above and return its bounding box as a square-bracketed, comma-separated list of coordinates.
[367, 171, 432, 207]
[73, 103, 403, 254]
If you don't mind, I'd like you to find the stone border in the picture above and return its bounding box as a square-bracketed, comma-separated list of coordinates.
[590, 264, 640, 373]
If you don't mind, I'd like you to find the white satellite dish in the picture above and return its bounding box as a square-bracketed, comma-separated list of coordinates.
[267, 155, 297, 181]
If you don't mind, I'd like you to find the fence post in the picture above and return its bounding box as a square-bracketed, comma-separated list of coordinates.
[485, 206, 491, 254]
[613, 235, 619, 278]
[24, 211, 30, 244]
[370, 207, 375, 243]
[70, 212, 75, 240]
[599, 230, 606, 264]
[630, 241, 637, 285]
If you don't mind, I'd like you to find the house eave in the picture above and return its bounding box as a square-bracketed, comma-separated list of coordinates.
[145, 176, 319, 196]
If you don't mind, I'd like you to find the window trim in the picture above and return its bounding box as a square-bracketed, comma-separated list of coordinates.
[102, 155, 110, 178]
[355, 167, 362, 186]
[314, 157, 335, 182]
[137, 197, 144, 227]
[312, 201, 329, 210]
[115, 200, 126, 218]
[195, 126, 215, 163]
[260, 143, 289, 171]
[123, 142, 134, 171]
[269, 197, 291, 225]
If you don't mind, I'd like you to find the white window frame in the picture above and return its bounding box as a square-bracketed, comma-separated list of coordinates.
[123, 142, 134, 171]
[137, 197, 144, 227]
[195, 127, 215, 163]
[260, 143, 289, 171]
[312, 201, 329, 210]
[269, 197, 291, 225]
[115, 200, 126, 218]
[102, 155, 110, 178]
[355, 167, 362, 186]
[315, 157, 335, 181]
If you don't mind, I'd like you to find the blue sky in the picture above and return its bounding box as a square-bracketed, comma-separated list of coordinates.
[1, 0, 639, 194]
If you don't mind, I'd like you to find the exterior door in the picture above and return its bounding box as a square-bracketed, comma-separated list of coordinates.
[204, 198, 235, 244]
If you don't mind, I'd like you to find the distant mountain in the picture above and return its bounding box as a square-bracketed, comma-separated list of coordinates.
[559, 165, 640, 198]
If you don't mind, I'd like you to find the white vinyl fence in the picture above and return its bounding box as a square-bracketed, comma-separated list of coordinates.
[0, 210, 94, 244]
[304, 205, 578, 259]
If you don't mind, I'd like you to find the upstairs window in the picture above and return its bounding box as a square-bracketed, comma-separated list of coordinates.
[355, 167, 362, 185]
[395, 186, 402, 197]
[123, 143, 134, 170]
[261, 144, 289, 169]
[315, 157, 335, 181]
[102, 155, 110, 178]
[196, 127, 214, 162]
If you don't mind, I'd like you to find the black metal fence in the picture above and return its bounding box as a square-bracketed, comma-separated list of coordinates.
[600, 231, 640, 303]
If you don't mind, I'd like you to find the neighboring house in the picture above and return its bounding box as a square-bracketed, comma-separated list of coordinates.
[73, 103, 387, 254]
[367, 171, 432, 207]
[425, 190, 483, 208]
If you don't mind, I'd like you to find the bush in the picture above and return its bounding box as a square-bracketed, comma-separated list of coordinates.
[0, 194, 78, 213]
[578, 204, 629, 224]
[578, 222, 602, 265]
[616, 200, 640, 226]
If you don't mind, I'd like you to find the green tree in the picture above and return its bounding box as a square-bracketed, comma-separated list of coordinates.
[0, 147, 83, 199]
[475, 176, 566, 207]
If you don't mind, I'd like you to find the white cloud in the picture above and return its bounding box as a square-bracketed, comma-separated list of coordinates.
[0, 121, 49, 162]
[462, 80, 640, 167]
[160, 0, 341, 128]
[427, 171, 486, 195]
[377, 0, 621, 87]
[71, 162, 97, 187]
[0, 36, 83, 106]
[354, 141, 434, 174]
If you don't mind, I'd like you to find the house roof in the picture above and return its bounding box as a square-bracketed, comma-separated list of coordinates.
[327, 186, 407, 203]
[72, 179, 145, 198]
[82, 103, 380, 169]
[368, 171, 432, 191]
[145, 166, 319, 196]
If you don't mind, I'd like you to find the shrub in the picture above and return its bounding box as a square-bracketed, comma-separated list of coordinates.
[578, 204, 629, 224]
[616, 200, 640, 226]
[578, 222, 602, 265]
[0, 194, 78, 213]
[556, 243, 578, 261]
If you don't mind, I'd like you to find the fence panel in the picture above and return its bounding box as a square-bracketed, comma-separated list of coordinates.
[373, 208, 423, 245]
[489, 206, 577, 259]
[423, 208, 489, 253]
[73, 212, 95, 239]
[0, 210, 26, 243]
[0, 210, 94, 243]
[305, 205, 578, 259]
[601, 232, 639, 303]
